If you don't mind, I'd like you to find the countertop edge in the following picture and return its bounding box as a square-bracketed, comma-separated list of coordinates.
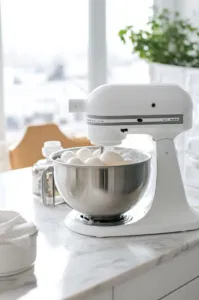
[64, 233, 199, 300]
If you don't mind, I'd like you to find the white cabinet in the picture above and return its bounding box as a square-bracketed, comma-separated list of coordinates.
[82, 288, 112, 300]
[83, 246, 199, 300]
[114, 246, 199, 300]
[163, 278, 199, 300]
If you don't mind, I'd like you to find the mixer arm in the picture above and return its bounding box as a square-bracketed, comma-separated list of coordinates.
[153, 137, 187, 212]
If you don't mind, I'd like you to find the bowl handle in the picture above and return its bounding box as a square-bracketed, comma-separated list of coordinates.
[41, 166, 65, 206]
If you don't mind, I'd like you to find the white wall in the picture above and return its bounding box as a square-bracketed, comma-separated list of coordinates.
[180, 0, 199, 27]
[154, 0, 199, 26]
[154, 0, 180, 11]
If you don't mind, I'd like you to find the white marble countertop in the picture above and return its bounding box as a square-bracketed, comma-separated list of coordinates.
[1, 168, 199, 300]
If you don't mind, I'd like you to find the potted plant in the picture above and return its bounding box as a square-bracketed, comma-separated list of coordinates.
[118, 8, 199, 90]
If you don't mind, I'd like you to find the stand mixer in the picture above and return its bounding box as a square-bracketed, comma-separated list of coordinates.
[57, 84, 199, 237]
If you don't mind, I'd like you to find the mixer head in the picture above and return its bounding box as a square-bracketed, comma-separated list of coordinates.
[69, 84, 193, 146]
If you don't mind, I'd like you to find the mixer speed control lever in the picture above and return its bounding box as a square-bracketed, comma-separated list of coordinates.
[69, 99, 86, 113]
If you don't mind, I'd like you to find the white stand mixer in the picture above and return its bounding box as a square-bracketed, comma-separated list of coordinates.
[66, 84, 199, 237]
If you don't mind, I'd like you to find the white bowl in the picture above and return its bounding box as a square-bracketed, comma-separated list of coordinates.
[0, 232, 37, 276]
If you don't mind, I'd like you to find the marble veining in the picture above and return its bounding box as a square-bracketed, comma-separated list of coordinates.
[1, 169, 199, 299]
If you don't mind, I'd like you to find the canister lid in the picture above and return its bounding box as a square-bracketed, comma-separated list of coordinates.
[42, 141, 63, 158]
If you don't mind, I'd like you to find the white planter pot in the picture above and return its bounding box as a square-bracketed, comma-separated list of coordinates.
[149, 63, 188, 88]
[149, 62, 199, 96]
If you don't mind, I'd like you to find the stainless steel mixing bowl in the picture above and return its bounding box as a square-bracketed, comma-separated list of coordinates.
[50, 147, 151, 219]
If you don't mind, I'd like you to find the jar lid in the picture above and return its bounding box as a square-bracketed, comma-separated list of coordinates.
[42, 141, 63, 158]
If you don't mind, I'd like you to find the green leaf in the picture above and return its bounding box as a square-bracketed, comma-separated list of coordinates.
[118, 7, 199, 67]
[118, 29, 127, 36]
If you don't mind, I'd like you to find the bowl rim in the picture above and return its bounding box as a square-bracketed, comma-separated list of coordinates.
[49, 146, 151, 169]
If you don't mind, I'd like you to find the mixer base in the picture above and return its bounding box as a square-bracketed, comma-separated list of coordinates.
[77, 213, 132, 226]
[65, 206, 199, 237]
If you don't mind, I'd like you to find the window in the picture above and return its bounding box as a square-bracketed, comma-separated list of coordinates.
[1, 0, 153, 144]
[2, 0, 88, 143]
[107, 0, 153, 84]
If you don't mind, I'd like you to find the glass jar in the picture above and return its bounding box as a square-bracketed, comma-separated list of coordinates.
[32, 158, 52, 197]
[32, 141, 64, 206]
